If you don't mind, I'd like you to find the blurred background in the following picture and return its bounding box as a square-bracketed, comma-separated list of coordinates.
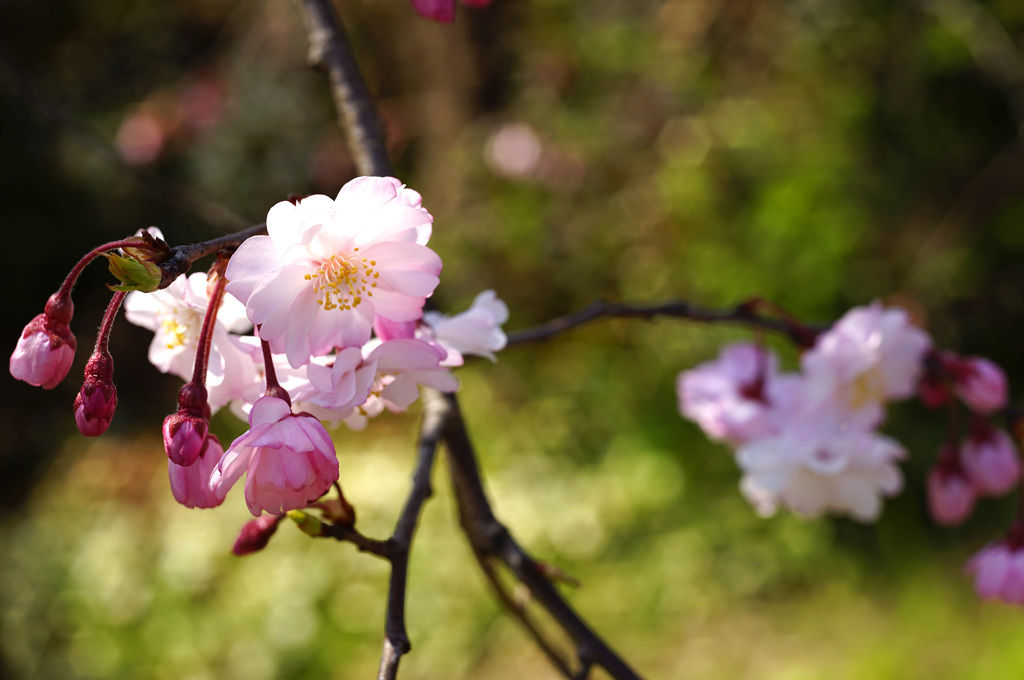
[3, 0, 1024, 677]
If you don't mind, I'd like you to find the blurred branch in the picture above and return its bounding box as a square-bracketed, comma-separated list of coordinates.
[506, 298, 819, 348]
[299, 0, 394, 178]
[296, 2, 647, 678]
[0, 48, 252, 233]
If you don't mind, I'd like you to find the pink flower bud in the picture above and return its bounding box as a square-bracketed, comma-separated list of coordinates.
[232, 514, 283, 556]
[961, 425, 1021, 497]
[10, 294, 77, 389]
[74, 351, 117, 436]
[966, 525, 1024, 605]
[953, 357, 1008, 415]
[168, 435, 224, 509]
[927, 449, 976, 526]
[163, 411, 209, 467]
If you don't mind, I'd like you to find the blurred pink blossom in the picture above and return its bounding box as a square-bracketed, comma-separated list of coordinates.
[927, 448, 976, 526]
[961, 425, 1021, 497]
[948, 355, 1008, 415]
[966, 534, 1024, 605]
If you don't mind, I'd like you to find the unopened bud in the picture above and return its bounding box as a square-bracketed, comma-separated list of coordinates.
[74, 351, 116, 436]
[319, 495, 356, 527]
[952, 356, 1008, 416]
[103, 251, 163, 293]
[163, 410, 208, 466]
[926, 447, 975, 526]
[918, 373, 951, 409]
[286, 509, 324, 537]
[232, 514, 283, 556]
[962, 422, 1021, 497]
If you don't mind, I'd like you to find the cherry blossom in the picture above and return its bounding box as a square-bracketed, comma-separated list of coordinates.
[677, 343, 798, 446]
[410, 0, 491, 23]
[210, 395, 340, 516]
[801, 302, 931, 427]
[736, 410, 906, 522]
[124, 272, 255, 411]
[422, 289, 508, 364]
[225, 177, 442, 368]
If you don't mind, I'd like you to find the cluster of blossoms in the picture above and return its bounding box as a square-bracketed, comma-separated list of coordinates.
[678, 302, 1024, 604]
[10, 176, 508, 521]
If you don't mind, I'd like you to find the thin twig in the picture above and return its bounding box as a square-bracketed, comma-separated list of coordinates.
[159, 221, 268, 287]
[377, 388, 448, 680]
[505, 298, 818, 348]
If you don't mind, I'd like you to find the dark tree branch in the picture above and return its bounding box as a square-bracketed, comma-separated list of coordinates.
[377, 388, 448, 680]
[159, 221, 268, 287]
[440, 392, 645, 680]
[506, 298, 819, 348]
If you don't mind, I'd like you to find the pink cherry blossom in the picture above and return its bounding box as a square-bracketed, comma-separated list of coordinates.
[210, 395, 339, 516]
[677, 343, 797, 446]
[961, 425, 1021, 497]
[422, 289, 508, 364]
[168, 435, 225, 509]
[801, 302, 931, 427]
[232, 514, 283, 555]
[948, 355, 1008, 415]
[226, 177, 442, 368]
[10, 293, 77, 390]
[736, 407, 906, 522]
[926, 448, 976, 526]
[966, 534, 1024, 605]
[124, 272, 255, 411]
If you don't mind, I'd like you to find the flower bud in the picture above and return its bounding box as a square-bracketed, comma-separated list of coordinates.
[168, 435, 224, 508]
[286, 509, 324, 537]
[74, 351, 117, 436]
[232, 514, 283, 556]
[953, 357, 1008, 415]
[918, 373, 951, 409]
[163, 410, 209, 467]
[10, 292, 77, 389]
[962, 423, 1021, 497]
[927, 448, 976, 526]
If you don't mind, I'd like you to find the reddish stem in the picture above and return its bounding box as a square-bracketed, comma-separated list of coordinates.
[57, 239, 147, 300]
[260, 336, 291, 404]
[94, 291, 128, 354]
[190, 257, 230, 387]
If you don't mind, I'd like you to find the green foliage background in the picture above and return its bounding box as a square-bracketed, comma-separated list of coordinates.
[3, 0, 1024, 677]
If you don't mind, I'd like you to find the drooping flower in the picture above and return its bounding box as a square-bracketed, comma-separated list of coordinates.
[801, 302, 932, 427]
[927, 447, 976, 526]
[124, 272, 254, 411]
[209, 395, 339, 516]
[168, 434, 225, 509]
[961, 424, 1021, 497]
[225, 177, 442, 368]
[678, 343, 798, 446]
[966, 527, 1024, 605]
[422, 289, 508, 364]
[10, 293, 77, 390]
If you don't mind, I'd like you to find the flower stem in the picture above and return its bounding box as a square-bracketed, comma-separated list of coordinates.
[94, 291, 128, 354]
[260, 336, 291, 405]
[190, 256, 230, 387]
[57, 239, 148, 300]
